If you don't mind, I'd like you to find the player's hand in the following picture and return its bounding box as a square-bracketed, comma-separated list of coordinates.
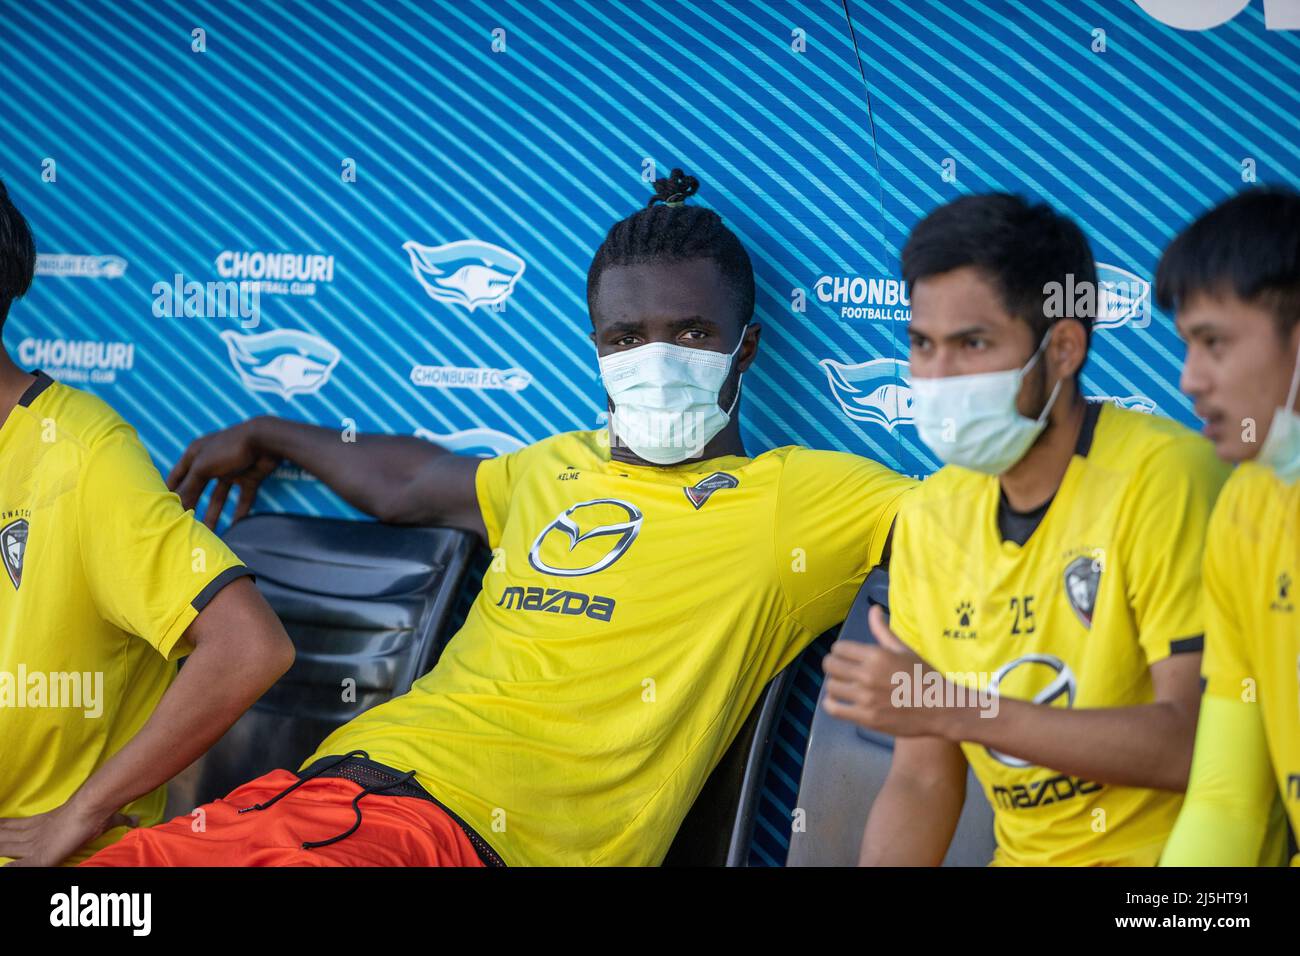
[167, 419, 281, 529]
[821, 604, 953, 738]
[0, 801, 138, 867]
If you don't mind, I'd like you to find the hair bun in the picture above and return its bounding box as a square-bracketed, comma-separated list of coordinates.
[648, 168, 700, 208]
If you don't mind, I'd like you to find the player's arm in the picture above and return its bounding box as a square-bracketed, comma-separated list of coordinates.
[936, 653, 1201, 791]
[825, 607, 1201, 792]
[1160, 694, 1280, 865]
[1162, 475, 1283, 864]
[168, 416, 486, 540]
[860, 734, 968, 866]
[0, 577, 293, 866]
[774, 448, 915, 640]
[945, 438, 1229, 792]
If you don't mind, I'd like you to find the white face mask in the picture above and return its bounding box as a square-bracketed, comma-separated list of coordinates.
[910, 327, 1062, 475]
[598, 330, 746, 465]
[1255, 336, 1300, 484]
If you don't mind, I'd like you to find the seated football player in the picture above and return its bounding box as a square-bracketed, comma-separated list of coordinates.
[0, 177, 295, 866]
[824, 193, 1237, 866]
[1160, 186, 1300, 866]
[81, 169, 915, 867]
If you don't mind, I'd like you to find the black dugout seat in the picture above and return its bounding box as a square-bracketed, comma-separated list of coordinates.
[786, 566, 997, 866]
[164, 514, 480, 818]
[663, 661, 799, 866]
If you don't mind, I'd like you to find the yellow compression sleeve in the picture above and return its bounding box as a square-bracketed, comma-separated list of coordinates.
[1160, 694, 1286, 866]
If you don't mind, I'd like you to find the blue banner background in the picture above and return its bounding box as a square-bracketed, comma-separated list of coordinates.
[2, 0, 1297, 515]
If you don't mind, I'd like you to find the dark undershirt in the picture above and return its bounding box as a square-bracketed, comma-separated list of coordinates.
[996, 400, 1102, 547]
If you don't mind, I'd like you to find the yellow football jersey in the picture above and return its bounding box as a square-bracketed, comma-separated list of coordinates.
[0, 371, 251, 864]
[1201, 460, 1300, 855]
[308, 428, 913, 865]
[890, 402, 1229, 866]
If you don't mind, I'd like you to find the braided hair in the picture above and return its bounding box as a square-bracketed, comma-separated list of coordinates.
[0, 177, 36, 328]
[586, 168, 755, 330]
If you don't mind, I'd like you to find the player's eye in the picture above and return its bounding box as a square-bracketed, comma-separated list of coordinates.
[615, 335, 641, 347]
[679, 328, 709, 342]
[963, 336, 989, 350]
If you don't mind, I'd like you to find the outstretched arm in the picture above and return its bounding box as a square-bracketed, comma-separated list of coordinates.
[168, 416, 486, 540]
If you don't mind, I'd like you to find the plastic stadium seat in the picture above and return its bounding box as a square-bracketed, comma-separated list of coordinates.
[164, 514, 480, 818]
[786, 567, 997, 866]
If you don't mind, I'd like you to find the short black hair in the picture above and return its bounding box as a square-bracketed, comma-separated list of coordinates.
[1155, 185, 1300, 337]
[0, 177, 37, 328]
[901, 192, 1097, 349]
[586, 168, 755, 331]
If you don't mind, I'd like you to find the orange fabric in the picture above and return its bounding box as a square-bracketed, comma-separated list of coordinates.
[79, 770, 487, 867]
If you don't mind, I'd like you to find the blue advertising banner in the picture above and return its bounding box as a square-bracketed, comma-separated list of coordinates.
[3, 1, 1297, 518]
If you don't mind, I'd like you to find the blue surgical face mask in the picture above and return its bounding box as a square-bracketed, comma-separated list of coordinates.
[1255, 337, 1300, 484]
[598, 329, 746, 465]
[909, 327, 1062, 475]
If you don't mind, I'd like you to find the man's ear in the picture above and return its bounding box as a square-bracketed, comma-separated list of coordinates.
[738, 322, 761, 372]
[1051, 318, 1087, 380]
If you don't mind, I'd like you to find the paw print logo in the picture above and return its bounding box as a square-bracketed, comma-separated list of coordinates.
[1280, 572, 1291, 600]
[955, 601, 974, 627]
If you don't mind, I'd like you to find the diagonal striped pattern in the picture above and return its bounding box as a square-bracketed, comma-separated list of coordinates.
[2, 0, 1296, 866]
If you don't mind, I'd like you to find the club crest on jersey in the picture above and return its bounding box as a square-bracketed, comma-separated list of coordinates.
[1064, 556, 1100, 628]
[684, 472, 738, 510]
[2, 518, 28, 590]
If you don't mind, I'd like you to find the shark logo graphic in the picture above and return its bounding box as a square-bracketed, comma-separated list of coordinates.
[819, 357, 914, 433]
[412, 427, 526, 458]
[2, 518, 28, 590]
[403, 239, 526, 312]
[528, 498, 643, 577]
[220, 329, 341, 399]
[1088, 394, 1158, 415]
[1094, 263, 1151, 330]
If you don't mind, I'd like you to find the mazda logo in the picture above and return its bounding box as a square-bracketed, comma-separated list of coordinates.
[528, 499, 643, 577]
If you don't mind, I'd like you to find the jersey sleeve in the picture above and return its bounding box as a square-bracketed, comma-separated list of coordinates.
[473, 431, 580, 550]
[773, 447, 914, 635]
[1120, 437, 1229, 667]
[1159, 694, 1285, 866]
[1200, 480, 1256, 702]
[474, 444, 524, 552]
[77, 427, 253, 661]
[884, 501, 926, 655]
